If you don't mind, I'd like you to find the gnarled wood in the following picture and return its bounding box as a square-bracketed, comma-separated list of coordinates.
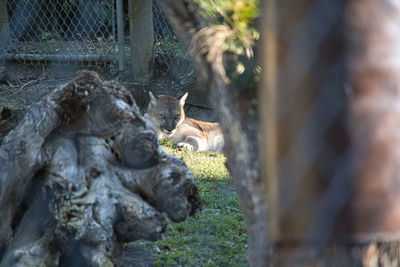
[0, 71, 202, 266]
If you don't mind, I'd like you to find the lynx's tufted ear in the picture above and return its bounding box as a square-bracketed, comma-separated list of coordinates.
[179, 92, 188, 106]
[149, 91, 158, 106]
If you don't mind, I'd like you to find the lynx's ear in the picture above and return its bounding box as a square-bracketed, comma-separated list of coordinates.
[149, 91, 157, 106]
[179, 92, 188, 106]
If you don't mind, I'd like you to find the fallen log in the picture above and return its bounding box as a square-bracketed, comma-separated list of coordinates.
[0, 71, 202, 266]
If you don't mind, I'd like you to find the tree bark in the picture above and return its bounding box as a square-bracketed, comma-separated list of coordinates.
[266, 0, 400, 265]
[0, 71, 202, 266]
[267, 0, 348, 251]
[347, 0, 400, 239]
[128, 0, 154, 82]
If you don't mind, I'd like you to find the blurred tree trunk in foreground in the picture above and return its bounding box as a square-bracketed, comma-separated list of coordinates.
[264, 0, 349, 264]
[346, 0, 400, 264]
[266, 0, 400, 265]
[160, 0, 400, 266]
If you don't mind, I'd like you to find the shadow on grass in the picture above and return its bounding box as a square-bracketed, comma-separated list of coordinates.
[122, 140, 248, 267]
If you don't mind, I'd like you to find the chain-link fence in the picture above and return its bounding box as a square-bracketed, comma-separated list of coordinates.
[1, 0, 192, 80]
[5, 0, 116, 65]
[152, 2, 193, 81]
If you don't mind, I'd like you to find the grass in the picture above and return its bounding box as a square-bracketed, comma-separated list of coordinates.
[127, 139, 248, 266]
[155, 36, 187, 57]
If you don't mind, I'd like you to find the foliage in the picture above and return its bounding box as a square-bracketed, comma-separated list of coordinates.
[195, 0, 259, 58]
[127, 139, 248, 266]
[192, 0, 261, 89]
[155, 36, 186, 57]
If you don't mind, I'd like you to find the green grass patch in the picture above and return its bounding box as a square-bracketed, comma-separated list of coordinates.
[129, 139, 248, 266]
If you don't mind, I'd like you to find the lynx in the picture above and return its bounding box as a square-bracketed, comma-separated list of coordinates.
[144, 92, 224, 152]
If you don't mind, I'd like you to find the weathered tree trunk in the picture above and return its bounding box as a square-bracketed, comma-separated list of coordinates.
[0, 71, 202, 266]
[157, 2, 269, 266]
[128, 0, 154, 82]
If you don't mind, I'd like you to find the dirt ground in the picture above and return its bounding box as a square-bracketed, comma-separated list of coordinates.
[0, 62, 216, 120]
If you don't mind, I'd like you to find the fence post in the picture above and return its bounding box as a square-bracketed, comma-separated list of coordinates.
[0, 0, 10, 65]
[116, 0, 125, 73]
[128, 0, 154, 82]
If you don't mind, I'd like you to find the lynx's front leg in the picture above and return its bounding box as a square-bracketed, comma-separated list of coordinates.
[177, 136, 207, 151]
[177, 142, 195, 151]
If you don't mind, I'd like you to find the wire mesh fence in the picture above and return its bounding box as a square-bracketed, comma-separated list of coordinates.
[1, 0, 193, 81]
[152, 2, 194, 81]
[5, 0, 116, 65]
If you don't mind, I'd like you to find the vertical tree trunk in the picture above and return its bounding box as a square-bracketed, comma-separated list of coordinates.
[264, 0, 400, 265]
[348, 0, 400, 242]
[264, 0, 349, 264]
[128, 0, 154, 82]
[0, 0, 10, 64]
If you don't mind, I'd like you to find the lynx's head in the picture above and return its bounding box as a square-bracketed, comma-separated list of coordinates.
[144, 92, 188, 137]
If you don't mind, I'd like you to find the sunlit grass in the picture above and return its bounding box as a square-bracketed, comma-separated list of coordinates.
[127, 139, 248, 266]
